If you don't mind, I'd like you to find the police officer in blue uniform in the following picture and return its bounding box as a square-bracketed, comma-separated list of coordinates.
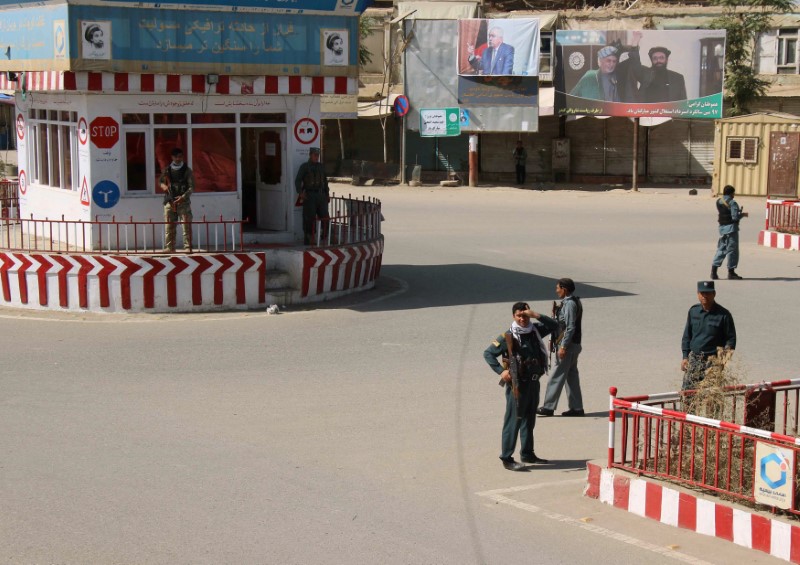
[484, 302, 558, 471]
[294, 147, 330, 245]
[681, 280, 737, 390]
[711, 185, 748, 280]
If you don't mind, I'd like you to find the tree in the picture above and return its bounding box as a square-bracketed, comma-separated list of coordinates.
[712, 0, 793, 116]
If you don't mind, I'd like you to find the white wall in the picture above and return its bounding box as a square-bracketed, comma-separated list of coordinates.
[15, 90, 323, 247]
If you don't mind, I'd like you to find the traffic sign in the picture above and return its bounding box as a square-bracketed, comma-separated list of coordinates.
[18, 170, 26, 195]
[92, 180, 120, 209]
[90, 116, 119, 149]
[394, 95, 410, 117]
[78, 117, 88, 145]
[294, 117, 319, 145]
[419, 108, 461, 137]
[80, 177, 90, 206]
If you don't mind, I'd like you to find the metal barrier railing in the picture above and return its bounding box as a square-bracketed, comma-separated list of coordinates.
[609, 381, 800, 516]
[766, 198, 800, 234]
[0, 215, 245, 253]
[1, 180, 19, 220]
[310, 194, 382, 247]
[0, 187, 381, 252]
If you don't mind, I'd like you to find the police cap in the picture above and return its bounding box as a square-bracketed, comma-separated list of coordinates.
[697, 280, 715, 293]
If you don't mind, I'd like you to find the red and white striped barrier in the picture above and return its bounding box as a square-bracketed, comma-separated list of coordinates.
[0, 251, 265, 312]
[0, 71, 356, 95]
[586, 462, 800, 563]
[301, 239, 383, 298]
[759, 230, 800, 251]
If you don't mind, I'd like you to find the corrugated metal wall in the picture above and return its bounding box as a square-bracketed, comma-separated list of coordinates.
[647, 120, 714, 180]
[713, 117, 800, 197]
[479, 119, 560, 176]
[606, 119, 644, 176]
[566, 117, 605, 174]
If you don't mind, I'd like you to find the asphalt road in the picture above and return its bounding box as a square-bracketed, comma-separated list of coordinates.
[2, 184, 795, 564]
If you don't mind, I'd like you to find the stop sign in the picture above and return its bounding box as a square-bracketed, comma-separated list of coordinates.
[90, 116, 119, 149]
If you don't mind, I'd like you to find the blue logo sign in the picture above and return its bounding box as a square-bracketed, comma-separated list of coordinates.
[760, 452, 788, 489]
[92, 180, 120, 209]
[460, 109, 470, 127]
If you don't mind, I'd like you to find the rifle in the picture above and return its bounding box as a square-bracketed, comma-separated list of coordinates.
[161, 182, 177, 213]
[500, 333, 521, 420]
[549, 300, 560, 364]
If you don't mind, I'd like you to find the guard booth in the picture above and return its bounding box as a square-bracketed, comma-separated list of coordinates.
[712, 112, 800, 198]
[0, 0, 366, 249]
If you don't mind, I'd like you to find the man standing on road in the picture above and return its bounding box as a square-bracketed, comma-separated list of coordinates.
[294, 147, 330, 246]
[681, 280, 737, 390]
[513, 140, 527, 185]
[160, 147, 194, 253]
[538, 278, 584, 417]
[711, 184, 748, 280]
[484, 302, 558, 471]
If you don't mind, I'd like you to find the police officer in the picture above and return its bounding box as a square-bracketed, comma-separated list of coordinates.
[538, 278, 584, 417]
[159, 147, 194, 253]
[711, 185, 748, 280]
[294, 147, 330, 245]
[681, 281, 737, 390]
[484, 302, 558, 471]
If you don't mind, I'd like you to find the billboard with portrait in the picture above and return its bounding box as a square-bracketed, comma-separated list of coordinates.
[555, 29, 726, 118]
[458, 19, 540, 77]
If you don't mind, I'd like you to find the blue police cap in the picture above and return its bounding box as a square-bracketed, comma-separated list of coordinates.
[697, 281, 715, 292]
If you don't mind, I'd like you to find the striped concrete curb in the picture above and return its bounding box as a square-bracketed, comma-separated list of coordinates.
[585, 462, 800, 563]
[759, 230, 800, 251]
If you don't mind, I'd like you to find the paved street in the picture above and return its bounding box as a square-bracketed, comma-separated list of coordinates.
[2, 184, 796, 564]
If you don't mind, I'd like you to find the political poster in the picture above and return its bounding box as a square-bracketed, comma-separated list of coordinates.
[555, 29, 726, 118]
[458, 19, 540, 77]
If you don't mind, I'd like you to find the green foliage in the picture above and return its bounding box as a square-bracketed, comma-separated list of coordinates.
[359, 15, 378, 67]
[712, 0, 793, 115]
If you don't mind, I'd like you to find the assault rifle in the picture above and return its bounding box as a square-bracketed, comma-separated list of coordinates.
[549, 300, 560, 364]
[500, 333, 521, 420]
[161, 182, 178, 213]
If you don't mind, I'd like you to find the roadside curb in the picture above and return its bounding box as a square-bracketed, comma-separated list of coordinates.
[759, 230, 800, 251]
[585, 461, 800, 563]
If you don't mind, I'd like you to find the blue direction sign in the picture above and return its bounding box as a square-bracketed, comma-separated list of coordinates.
[92, 180, 120, 209]
[394, 95, 410, 117]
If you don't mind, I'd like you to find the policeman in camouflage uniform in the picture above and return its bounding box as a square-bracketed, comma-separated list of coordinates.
[294, 147, 330, 245]
[159, 147, 194, 253]
[681, 280, 737, 390]
[484, 302, 558, 471]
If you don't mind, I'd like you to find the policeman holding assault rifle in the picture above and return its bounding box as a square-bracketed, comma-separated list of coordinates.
[160, 147, 195, 253]
[484, 302, 558, 471]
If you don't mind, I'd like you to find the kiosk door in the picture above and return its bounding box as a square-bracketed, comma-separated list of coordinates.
[256, 129, 287, 230]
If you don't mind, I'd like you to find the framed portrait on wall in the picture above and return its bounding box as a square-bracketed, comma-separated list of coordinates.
[322, 29, 348, 67]
[80, 20, 111, 60]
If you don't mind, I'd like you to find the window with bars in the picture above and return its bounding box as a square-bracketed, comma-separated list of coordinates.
[726, 137, 759, 163]
[27, 109, 78, 190]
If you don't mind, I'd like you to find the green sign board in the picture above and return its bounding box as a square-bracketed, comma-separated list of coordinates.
[419, 108, 461, 137]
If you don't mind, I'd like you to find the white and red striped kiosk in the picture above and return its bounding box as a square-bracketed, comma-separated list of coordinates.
[0, 0, 383, 312]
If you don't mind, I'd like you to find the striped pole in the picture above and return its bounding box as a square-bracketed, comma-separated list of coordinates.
[608, 387, 617, 468]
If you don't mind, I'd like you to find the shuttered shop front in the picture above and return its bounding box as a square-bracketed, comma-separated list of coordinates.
[567, 117, 605, 175]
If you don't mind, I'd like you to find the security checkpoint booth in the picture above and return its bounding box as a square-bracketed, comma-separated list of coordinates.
[0, 0, 384, 312]
[0, 0, 365, 248]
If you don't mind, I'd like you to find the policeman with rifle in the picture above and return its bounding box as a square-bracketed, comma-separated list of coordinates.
[484, 302, 558, 471]
[160, 147, 195, 253]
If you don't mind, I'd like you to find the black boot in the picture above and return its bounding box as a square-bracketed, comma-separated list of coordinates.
[711, 266, 719, 280]
[728, 269, 743, 280]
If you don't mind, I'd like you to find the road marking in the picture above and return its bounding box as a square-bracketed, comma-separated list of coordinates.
[476, 480, 715, 565]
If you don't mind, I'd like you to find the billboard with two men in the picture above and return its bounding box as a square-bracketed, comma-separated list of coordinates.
[555, 30, 726, 118]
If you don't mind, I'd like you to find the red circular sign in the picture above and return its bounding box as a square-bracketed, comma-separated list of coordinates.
[78, 117, 88, 145]
[89, 116, 119, 149]
[18, 170, 26, 195]
[293, 117, 319, 145]
[16, 114, 24, 140]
